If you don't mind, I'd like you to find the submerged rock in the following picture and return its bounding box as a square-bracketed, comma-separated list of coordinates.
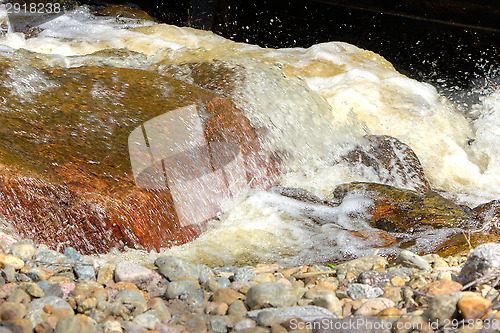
[0, 62, 279, 254]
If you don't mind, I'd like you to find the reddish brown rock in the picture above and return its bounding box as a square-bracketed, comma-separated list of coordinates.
[332, 182, 474, 232]
[0, 62, 279, 253]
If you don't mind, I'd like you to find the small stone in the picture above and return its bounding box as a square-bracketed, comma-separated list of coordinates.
[250, 273, 275, 283]
[147, 297, 171, 322]
[390, 276, 406, 286]
[114, 261, 154, 288]
[423, 292, 462, 328]
[26, 296, 73, 328]
[155, 256, 199, 281]
[211, 303, 229, 315]
[0, 253, 24, 270]
[377, 306, 401, 319]
[396, 250, 432, 270]
[382, 286, 403, 304]
[204, 278, 222, 292]
[217, 276, 231, 288]
[358, 271, 394, 288]
[177, 313, 206, 332]
[418, 280, 463, 297]
[97, 265, 115, 284]
[74, 264, 95, 280]
[212, 287, 245, 304]
[458, 243, 500, 285]
[233, 318, 256, 331]
[346, 283, 384, 300]
[121, 320, 147, 333]
[3, 265, 16, 282]
[228, 299, 248, 318]
[165, 279, 199, 299]
[457, 294, 491, 320]
[335, 255, 388, 282]
[27, 267, 55, 282]
[7, 288, 31, 304]
[312, 294, 342, 317]
[63, 247, 81, 261]
[247, 305, 336, 322]
[257, 311, 281, 326]
[198, 265, 215, 284]
[102, 319, 123, 333]
[8, 241, 36, 261]
[133, 312, 160, 330]
[304, 284, 335, 299]
[19, 282, 45, 298]
[114, 289, 148, 315]
[246, 282, 297, 309]
[0, 302, 27, 318]
[392, 316, 433, 333]
[234, 268, 256, 282]
[354, 298, 395, 316]
[207, 316, 231, 333]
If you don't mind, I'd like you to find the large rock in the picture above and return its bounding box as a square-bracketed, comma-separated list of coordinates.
[341, 135, 431, 193]
[332, 182, 474, 232]
[0, 58, 279, 253]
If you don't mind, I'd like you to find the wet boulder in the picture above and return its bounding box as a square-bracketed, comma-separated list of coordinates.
[0, 57, 279, 253]
[341, 135, 431, 193]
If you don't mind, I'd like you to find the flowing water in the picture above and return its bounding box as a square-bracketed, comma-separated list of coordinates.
[0, 6, 499, 266]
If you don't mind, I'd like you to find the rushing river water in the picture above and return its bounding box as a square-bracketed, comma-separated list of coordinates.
[0, 5, 499, 266]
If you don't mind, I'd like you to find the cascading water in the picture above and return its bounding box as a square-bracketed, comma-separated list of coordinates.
[0, 5, 499, 266]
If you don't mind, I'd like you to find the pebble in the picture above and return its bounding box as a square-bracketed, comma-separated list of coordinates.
[63, 247, 82, 261]
[458, 242, 500, 285]
[423, 292, 462, 327]
[396, 250, 432, 270]
[74, 264, 95, 280]
[212, 287, 245, 304]
[154, 256, 199, 281]
[312, 294, 342, 316]
[8, 241, 36, 261]
[246, 282, 297, 309]
[114, 261, 154, 288]
[166, 279, 199, 299]
[346, 283, 384, 300]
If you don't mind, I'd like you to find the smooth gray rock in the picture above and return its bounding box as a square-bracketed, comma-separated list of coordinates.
[313, 294, 342, 317]
[396, 250, 432, 271]
[133, 312, 160, 330]
[26, 296, 73, 327]
[458, 242, 500, 285]
[335, 255, 388, 282]
[63, 247, 81, 261]
[154, 256, 199, 281]
[423, 292, 462, 328]
[198, 264, 215, 284]
[208, 316, 231, 333]
[246, 282, 297, 308]
[247, 305, 336, 322]
[217, 276, 231, 288]
[74, 264, 95, 280]
[114, 261, 154, 287]
[346, 283, 384, 300]
[165, 280, 199, 299]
